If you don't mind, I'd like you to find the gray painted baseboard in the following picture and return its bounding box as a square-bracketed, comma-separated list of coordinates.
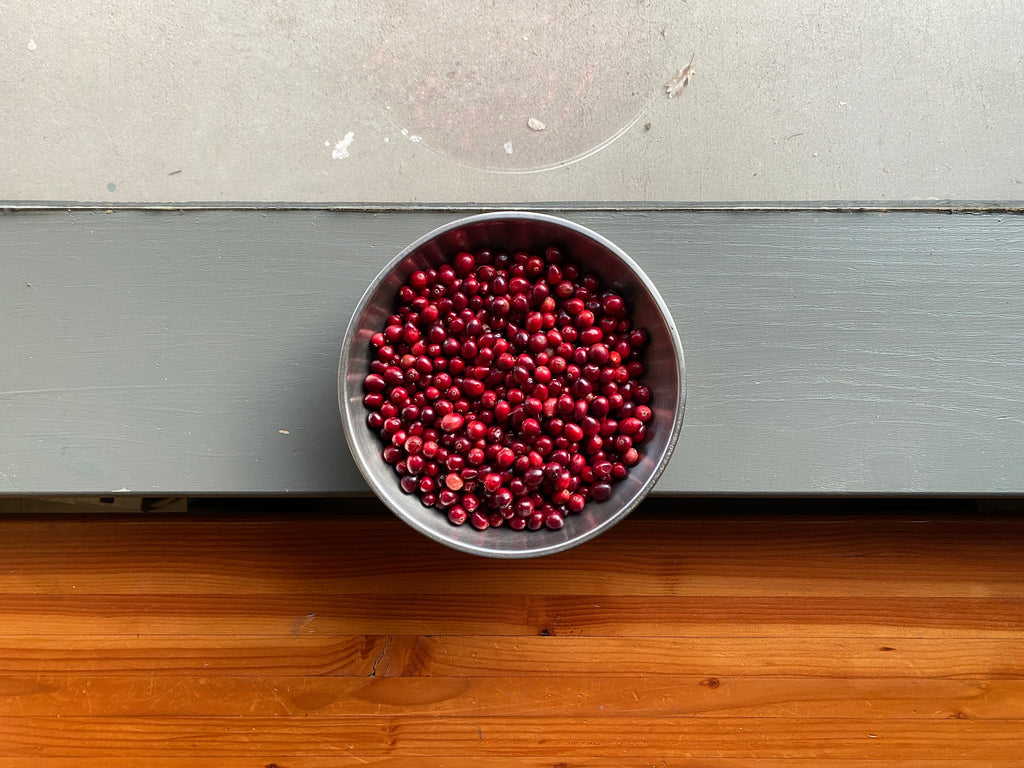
[1, 208, 1021, 495]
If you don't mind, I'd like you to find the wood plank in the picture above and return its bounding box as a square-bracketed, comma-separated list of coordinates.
[0, 594, 1019, 638]
[0, 513, 1022, 597]
[0, 636, 384, 675]
[396, 636, 1024, 680]
[0, 675, 1019, 719]
[2, 636, 1021, 679]
[1, 209, 1023, 495]
[0, 504, 1017, 764]
[13, 760, 1023, 768]
[0, 716, 1017, 758]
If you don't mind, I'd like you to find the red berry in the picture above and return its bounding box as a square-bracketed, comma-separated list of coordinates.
[364, 243, 653, 532]
[448, 506, 468, 525]
[440, 413, 465, 432]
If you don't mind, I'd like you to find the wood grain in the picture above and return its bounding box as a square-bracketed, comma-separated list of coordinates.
[0, 512, 1021, 597]
[0, 716, 1017, 758]
[0, 504, 1020, 764]
[0, 593, 1020, 637]
[1, 636, 1020, 678]
[394, 636, 1024, 679]
[0, 635, 1020, 678]
[11, 761, 1024, 768]
[1, 675, 1021, 718]
[1, 209, 1022, 495]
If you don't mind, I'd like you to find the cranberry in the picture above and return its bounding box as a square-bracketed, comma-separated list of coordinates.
[362, 241, 654, 533]
[574, 310, 595, 328]
[628, 328, 649, 348]
[483, 473, 503, 493]
[619, 417, 643, 436]
[563, 423, 584, 443]
[495, 448, 515, 468]
[440, 413, 465, 432]
[462, 379, 486, 399]
[602, 294, 625, 316]
[523, 467, 544, 487]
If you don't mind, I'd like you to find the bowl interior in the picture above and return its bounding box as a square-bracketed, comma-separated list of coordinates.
[340, 213, 684, 557]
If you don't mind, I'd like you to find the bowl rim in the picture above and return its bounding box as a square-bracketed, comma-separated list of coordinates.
[339, 210, 686, 557]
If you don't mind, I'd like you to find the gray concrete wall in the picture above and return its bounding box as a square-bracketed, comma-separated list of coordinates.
[3, 0, 1023, 203]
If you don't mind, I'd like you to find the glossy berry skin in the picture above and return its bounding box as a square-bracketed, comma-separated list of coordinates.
[362, 244, 652, 530]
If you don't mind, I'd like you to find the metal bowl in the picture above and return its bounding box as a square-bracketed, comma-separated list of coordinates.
[339, 212, 685, 558]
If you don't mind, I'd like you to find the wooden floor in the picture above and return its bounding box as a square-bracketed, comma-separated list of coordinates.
[0, 497, 1021, 765]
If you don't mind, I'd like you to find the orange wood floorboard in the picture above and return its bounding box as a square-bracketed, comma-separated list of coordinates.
[0, 498, 1020, 764]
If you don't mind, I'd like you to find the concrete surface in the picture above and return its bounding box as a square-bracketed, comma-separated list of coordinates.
[2, 0, 1023, 203]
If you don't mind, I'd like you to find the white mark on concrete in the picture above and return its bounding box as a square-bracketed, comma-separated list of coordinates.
[324, 141, 330, 147]
[400, 128, 408, 136]
[383, 137, 390, 143]
[331, 132, 355, 160]
[27, 39, 37, 51]
[666, 55, 696, 97]
[528, 117, 546, 131]
[409, 134, 422, 143]
[504, 141, 514, 155]
[112, 487, 130, 493]
[278, 429, 290, 435]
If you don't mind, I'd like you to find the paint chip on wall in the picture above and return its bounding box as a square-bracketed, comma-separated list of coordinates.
[330, 132, 355, 160]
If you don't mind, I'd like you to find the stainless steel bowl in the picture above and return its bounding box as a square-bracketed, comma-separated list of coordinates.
[339, 212, 685, 558]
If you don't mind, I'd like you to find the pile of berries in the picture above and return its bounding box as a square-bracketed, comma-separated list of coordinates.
[363, 245, 651, 531]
